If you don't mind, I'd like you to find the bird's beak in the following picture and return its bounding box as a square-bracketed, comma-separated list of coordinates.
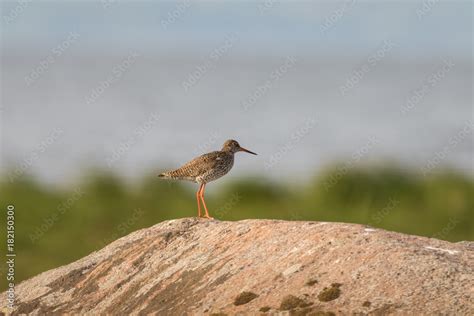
[239, 146, 257, 155]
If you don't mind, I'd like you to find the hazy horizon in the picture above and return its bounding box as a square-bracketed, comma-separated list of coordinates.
[1, 0, 472, 185]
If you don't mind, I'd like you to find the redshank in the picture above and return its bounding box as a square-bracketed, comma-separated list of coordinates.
[158, 139, 257, 219]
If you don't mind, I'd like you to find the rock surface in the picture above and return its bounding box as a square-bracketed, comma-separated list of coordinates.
[1, 218, 473, 315]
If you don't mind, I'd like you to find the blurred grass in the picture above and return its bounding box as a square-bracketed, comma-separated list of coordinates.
[0, 165, 473, 290]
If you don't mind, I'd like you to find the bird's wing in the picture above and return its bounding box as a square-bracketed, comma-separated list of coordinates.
[168, 151, 223, 179]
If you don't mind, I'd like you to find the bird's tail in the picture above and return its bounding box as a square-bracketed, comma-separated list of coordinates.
[158, 170, 193, 182]
[158, 172, 171, 179]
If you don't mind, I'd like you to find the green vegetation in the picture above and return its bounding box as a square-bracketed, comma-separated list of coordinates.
[0, 165, 473, 290]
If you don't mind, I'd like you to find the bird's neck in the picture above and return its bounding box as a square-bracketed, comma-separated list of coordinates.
[221, 150, 236, 159]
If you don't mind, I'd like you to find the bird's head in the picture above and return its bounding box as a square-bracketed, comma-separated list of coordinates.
[222, 139, 257, 155]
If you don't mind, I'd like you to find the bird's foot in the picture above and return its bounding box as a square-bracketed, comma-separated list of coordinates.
[197, 214, 213, 220]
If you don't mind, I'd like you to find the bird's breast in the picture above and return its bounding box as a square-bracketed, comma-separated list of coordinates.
[198, 154, 234, 184]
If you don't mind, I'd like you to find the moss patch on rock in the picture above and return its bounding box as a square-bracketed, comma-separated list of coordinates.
[234, 291, 258, 306]
[317, 283, 342, 302]
[259, 306, 271, 312]
[305, 278, 318, 286]
[279, 295, 312, 311]
[287, 307, 335, 316]
[312, 312, 336, 316]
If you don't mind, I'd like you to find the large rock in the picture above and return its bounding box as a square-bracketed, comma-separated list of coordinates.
[1, 218, 473, 315]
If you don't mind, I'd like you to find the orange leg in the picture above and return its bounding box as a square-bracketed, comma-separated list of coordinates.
[196, 184, 203, 217]
[199, 184, 213, 219]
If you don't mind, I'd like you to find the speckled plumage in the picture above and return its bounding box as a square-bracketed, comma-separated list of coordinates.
[159, 150, 234, 184]
[158, 139, 257, 219]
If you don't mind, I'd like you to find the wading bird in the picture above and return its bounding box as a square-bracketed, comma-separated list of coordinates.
[158, 139, 257, 219]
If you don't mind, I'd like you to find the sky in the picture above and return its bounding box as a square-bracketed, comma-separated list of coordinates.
[2, 1, 472, 60]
